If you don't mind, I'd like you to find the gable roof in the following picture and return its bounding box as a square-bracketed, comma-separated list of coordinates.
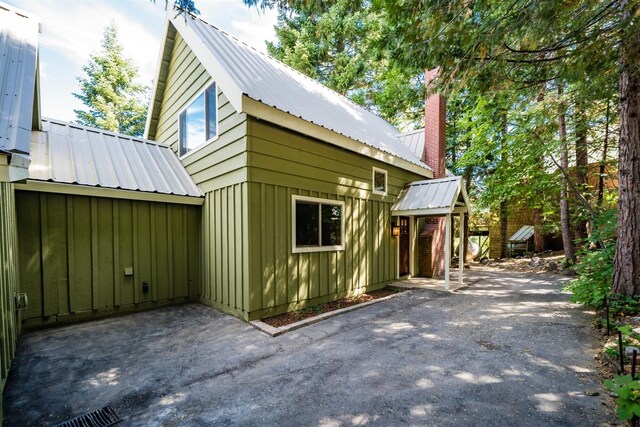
[391, 176, 470, 216]
[147, 12, 432, 178]
[28, 119, 203, 199]
[0, 1, 40, 181]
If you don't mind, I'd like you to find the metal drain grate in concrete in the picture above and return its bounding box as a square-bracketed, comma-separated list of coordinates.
[54, 405, 122, 427]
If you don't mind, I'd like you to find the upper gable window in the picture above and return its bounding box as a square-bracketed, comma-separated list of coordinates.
[372, 167, 387, 195]
[179, 83, 217, 157]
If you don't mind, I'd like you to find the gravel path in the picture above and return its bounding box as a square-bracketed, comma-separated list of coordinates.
[3, 268, 613, 426]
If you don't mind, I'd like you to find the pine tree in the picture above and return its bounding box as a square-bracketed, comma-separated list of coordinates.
[73, 23, 149, 137]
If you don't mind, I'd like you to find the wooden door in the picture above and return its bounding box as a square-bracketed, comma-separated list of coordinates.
[399, 216, 410, 276]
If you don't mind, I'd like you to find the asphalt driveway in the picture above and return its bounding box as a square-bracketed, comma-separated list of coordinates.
[3, 268, 612, 426]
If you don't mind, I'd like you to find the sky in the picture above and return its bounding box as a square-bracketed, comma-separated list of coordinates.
[8, 0, 278, 122]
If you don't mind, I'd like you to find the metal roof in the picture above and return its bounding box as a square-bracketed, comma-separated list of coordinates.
[509, 225, 535, 242]
[397, 128, 426, 160]
[391, 176, 469, 216]
[152, 13, 431, 174]
[29, 119, 203, 198]
[0, 2, 39, 155]
[397, 127, 454, 177]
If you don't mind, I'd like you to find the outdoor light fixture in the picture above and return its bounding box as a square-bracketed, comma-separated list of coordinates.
[391, 222, 401, 237]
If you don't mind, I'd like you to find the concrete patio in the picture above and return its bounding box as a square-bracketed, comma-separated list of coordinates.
[3, 268, 612, 426]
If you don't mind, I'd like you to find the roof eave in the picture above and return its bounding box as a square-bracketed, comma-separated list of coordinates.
[145, 17, 175, 140]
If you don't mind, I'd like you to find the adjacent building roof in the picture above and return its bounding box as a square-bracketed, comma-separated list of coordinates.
[391, 176, 470, 216]
[28, 119, 203, 198]
[147, 12, 432, 178]
[0, 2, 40, 181]
[509, 225, 535, 242]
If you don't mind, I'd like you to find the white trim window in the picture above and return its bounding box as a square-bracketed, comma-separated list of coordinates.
[372, 167, 388, 195]
[292, 195, 345, 253]
[179, 83, 218, 157]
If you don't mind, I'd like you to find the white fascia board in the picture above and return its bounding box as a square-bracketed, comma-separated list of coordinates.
[15, 180, 205, 205]
[170, 13, 244, 114]
[144, 17, 173, 139]
[242, 97, 433, 179]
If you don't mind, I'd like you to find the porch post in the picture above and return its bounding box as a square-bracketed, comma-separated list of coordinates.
[445, 213, 451, 290]
[459, 212, 464, 286]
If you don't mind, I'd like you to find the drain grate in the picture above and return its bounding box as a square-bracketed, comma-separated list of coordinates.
[54, 405, 122, 427]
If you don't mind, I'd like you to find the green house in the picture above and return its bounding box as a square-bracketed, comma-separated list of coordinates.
[0, 4, 471, 405]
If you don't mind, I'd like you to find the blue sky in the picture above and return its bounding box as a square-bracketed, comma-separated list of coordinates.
[8, 0, 278, 121]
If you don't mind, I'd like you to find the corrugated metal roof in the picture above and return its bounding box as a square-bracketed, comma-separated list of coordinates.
[509, 225, 534, 242]
[0, 2, 39, 155]
[29, 119, 203, 198]
[166, 13, 430, 171]
[391, 176, 468, 215]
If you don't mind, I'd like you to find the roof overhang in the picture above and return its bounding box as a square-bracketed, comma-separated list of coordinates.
[391, 176, 471, 217]
[15, 180, 205, 205]
[243, 98, 433, 179]
[147, 13, 433, 179]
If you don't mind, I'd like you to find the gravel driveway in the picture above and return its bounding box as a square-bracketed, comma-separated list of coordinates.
[3, 268, 612, 426]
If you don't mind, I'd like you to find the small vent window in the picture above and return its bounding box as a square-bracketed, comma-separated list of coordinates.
[372, 167, 387, 195]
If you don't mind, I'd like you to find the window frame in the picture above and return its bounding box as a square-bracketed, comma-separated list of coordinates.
[372, 166, 388, 196]
[178, 83, 219, 159]
[292, 195, 345, 254]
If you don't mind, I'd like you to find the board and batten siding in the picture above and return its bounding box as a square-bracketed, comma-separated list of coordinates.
[152, 32, 250, 318]
[0, 182, 20, 401]
[245, 119, 424, 319]
[16, 191, 200, 327]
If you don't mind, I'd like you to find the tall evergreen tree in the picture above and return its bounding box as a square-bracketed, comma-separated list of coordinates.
[73, 23, 149, 137]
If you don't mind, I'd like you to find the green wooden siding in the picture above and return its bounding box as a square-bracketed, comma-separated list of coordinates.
[0, 182, 20, 399]
[16, 192, 201, 327]
[153, 32, 250, 319]
[245, 119, 424, 319]
[153, 32, 248, 194]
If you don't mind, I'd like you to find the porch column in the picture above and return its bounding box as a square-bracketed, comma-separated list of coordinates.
[459, 212, 464, 286]
[445, 213, 451, 290]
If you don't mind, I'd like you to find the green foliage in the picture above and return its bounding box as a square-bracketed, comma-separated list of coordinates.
[605, 375, 640, 420]
[565, 209, 617, 308]
[73, 23, 149, 137]
[265, 0, 423, 128]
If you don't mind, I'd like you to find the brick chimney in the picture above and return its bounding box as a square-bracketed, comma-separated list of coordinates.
[418, 68, 447, 278]
[423, 68, 446, 178]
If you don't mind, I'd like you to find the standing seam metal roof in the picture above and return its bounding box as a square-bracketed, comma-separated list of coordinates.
[391, 176, 467, 213]
[0, 2, 39, 155]
[29, 119, 203, 197]
[169, 13, 431, 171]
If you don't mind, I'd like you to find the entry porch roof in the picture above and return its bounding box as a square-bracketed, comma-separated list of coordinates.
[391, 176, 470, 216]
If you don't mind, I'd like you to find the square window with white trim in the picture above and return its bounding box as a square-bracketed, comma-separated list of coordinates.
[293, 196, 344, 253]
[372, 167, 387, 195]
[179, 83, 218, 157]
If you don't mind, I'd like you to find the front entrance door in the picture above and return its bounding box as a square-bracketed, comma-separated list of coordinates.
[398, 216, 410, 276]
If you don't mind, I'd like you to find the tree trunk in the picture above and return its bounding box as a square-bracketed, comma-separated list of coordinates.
[574, 105, 589, 240]
[499, 201, 508, 258]
[597, 101, 611, 208]
[558, 84, 577, 264]
[612, 2, 640, 296]
[533, 207, 545, 253]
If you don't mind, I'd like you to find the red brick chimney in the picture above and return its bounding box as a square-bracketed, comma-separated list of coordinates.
[419, 68, 447, 278]
[423, 68, 446, 178]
